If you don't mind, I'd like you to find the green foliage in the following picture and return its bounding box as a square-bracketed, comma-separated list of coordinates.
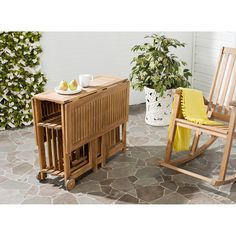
[129, 34, 192, 96]
[0, 32, 47, 129]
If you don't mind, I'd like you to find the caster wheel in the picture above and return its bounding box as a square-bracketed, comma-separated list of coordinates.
[37, 172, 47, 182]
[66, 178, 76, 191]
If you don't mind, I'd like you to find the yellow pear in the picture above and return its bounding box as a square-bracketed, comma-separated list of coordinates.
[69, 79, 78, 91]
[59, 80, 68, 91]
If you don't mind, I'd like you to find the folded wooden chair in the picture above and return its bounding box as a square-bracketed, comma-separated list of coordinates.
[160, 47, 236, 186]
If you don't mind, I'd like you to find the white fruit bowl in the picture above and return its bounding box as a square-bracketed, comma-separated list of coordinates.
[54, 86, 82, 95]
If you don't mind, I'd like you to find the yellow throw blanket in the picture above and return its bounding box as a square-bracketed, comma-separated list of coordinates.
[171, 88, 222, 152]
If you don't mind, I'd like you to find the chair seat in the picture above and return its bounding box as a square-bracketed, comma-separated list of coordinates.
[175, 118, 229, 138]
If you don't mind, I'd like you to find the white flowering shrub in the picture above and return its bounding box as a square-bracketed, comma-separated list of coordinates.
[0, 32, 47, 129]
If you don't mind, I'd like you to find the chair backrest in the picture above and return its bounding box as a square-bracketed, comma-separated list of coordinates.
[208, 47, 236, 121]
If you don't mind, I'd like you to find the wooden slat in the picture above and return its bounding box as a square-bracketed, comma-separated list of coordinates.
[176, 118, 228, 134]
[223, 47, 236, 54]
[122, 123, 126, 151]
[90, 140, 97, 172]
[51, 129, 58, 170]
[34, 100, 47, 170]
[160, 162, 216, 185]
[107, 142, 123, 157]
[220, 55, 236, 107]
[213, 53, 229, 105]
[61, 104, 70, 182]
[190, 131, 201, 155]
[101, 135, 106, 167]
[165, 90, 181, 162]
[226, 67, 236, 109]
[71, 156, 87, 167]
[219, 108, 236, 181]
[208, 47, 224, 104]
[70, 160, 89, 173]
[31, 98, 38, 146]
[57, 129, 64, 171]
[46, 127, 53, 168]
[71, 162, 92, 179]
[176, 120, 227, 138]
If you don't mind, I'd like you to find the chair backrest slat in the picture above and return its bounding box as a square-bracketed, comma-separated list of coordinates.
[226, 70, 236, 109]
[219, 55, 236, 107]
[212, 54, 229, 105]
[208, 48, 224, 104]
[207, 47, 236, 119]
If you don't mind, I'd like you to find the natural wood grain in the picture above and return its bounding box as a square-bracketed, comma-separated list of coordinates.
[162, 47, 236, 186]
[32, 76, 129, 190]
[165, 90, 181, 162]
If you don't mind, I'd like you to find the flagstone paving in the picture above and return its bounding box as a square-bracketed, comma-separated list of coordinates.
[0, 103, 236, 204]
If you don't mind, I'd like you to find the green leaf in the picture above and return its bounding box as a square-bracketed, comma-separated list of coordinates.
[129, 33, 191, 96]
[0, 31, 47, 129]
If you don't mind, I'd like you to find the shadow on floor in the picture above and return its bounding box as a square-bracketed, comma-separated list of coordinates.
[39, 145, 236, 204]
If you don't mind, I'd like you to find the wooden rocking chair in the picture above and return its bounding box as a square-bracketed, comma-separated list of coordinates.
[160, 47, 236, 186]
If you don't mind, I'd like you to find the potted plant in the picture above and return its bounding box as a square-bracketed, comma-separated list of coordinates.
[130, 34, 192, 126]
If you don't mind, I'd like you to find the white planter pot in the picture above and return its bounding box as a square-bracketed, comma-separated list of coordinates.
[144, 87, 174, 126]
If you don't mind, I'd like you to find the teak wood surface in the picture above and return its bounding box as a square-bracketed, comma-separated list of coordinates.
[32, 76, 129, 190]
[160, 47, 236, 186]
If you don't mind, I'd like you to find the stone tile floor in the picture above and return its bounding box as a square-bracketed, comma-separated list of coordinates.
[1, 104, 236, 204]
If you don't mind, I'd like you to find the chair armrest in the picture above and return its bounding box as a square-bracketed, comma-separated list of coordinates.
[230, 101, 236, 107]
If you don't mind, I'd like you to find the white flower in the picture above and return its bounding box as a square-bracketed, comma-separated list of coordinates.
[8, 123, 15, 128]
[9, 102, 14, 107]
[26, 77, 31, 83]
[24, 67, 36, 73]
[12, 65, 19, 71]
[23, 121, 32, 126]
[2, 94, 8, 100]
[19, 59, 26, 66]
[38, 77, 43, 83]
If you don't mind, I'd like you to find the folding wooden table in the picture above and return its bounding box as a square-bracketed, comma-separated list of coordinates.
[32, 76, 129, 190]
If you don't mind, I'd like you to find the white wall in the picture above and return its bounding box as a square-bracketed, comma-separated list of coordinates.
[40, 32, 193, 104]
[192, 32, 236, 96]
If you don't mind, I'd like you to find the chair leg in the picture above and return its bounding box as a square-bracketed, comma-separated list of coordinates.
[218, 137, 234, 181]
[165, 90, 181, 163]
[190, 131, 202, 156]
[218, 108, 236, 181]
[165, 121, 177, 162]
